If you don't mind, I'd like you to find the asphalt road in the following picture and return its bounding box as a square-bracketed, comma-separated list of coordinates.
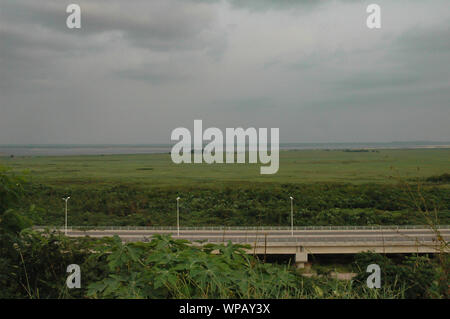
[52, 228, 450, 243]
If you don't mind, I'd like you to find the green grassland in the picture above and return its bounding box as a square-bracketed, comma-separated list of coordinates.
[1, 148, 449, 188]
[1, 148, 449, 227]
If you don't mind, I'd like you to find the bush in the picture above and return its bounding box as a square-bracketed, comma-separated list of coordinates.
[353, 252, 439, 299]
[426, 173, 450, 184]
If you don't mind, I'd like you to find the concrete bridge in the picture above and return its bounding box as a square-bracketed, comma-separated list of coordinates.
[35, 225, 450, 268]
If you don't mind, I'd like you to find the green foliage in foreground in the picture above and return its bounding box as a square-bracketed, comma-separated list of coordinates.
[0, 166, 25, 213]
[353, 252, 449, 299]
[1, 227, 447, 299]
[87, 234, 305, 299]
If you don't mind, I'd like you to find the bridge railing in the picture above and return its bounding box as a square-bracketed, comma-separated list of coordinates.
[33, 225, 450, 231]
[124, 236, 445, 244]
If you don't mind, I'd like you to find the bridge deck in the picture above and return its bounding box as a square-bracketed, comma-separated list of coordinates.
[35, 226, 449, 267]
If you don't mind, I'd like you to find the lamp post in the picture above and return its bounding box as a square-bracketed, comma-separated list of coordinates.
[290, 196, 294, 237]
[63, 196, 70, 235]
[176, 197, 180, 237]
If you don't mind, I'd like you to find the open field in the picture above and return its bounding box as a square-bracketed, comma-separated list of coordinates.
[1, 148, 449, 227]
[1, 148, 449, 187]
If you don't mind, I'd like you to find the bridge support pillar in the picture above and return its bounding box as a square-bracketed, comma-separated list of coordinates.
[295, 252, 308, 269]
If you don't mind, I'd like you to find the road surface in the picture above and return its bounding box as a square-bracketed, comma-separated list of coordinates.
[40, 227, 450, 244]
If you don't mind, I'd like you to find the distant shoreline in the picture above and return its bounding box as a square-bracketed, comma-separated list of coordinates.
[1, 142, 450, 157]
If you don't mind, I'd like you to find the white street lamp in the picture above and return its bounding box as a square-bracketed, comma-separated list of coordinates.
[290, 196, 294, 237]
[63, 196, 70, 235]
[176, 197, 180, 237]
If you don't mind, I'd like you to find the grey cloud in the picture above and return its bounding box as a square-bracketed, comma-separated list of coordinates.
[0, 0, 449, 144]
[0, 0, 223, 52]
[115, 63, 191, 85]
[0, 0, 227, 89]
[331, 71, 420, 91]
[212, 97, 274, 111]
[396, 24, 450, 52]
[189, 0, 322, 12]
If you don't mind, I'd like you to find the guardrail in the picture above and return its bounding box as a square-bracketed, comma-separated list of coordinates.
[33, 225, 450, 231]
[124, 236, 447, 243]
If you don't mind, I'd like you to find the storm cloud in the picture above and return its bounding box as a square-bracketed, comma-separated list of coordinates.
[0, 0, 449, 144]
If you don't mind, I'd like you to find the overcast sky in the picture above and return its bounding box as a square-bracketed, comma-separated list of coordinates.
[0, 0, 449, 144]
